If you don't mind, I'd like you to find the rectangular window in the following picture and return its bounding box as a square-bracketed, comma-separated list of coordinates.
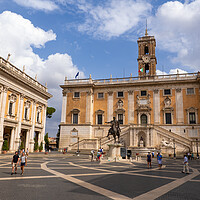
[73, 114, 78, 124]
[24, 108, 28, 120]
[97, 114, 102, 124]
[117, 91, 124, 98]
[97, 93, 104, 99]
[187, 88, 194, 95]
[164, 89, 171, 96]
[118, 114, 123, 124]
[37, 112, 40, 123]
[165, 113, 172, 124]
[141, 90, 147, 96]
[189, 112, 196, 124]
[74, 92, 80, 98]
[9, 102, 13, 115]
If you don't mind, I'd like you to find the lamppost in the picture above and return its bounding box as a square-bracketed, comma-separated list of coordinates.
[100, 138, 101, 149]
[77, 137, 79, 156]
[196, 139, 199, 159]
[173, 139, 176, 158]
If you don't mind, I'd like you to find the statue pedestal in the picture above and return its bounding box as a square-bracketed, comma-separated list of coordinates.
[107, 143, 123, 161]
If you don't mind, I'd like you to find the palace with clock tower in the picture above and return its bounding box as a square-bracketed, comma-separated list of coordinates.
[59, 29, 200, 157]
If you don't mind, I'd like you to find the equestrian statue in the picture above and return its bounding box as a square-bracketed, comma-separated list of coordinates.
[105, 117, 121, 143]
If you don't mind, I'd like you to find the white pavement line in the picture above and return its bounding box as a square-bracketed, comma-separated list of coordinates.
[0, 175, 56, 181]
[133, 168, 200, 200]
[128, 165, 166, 173]
[0, 167, 41, 169]
[71, 172, 114, 177]
[190, 179, 200, 182]
[0, 163, 10, 166]
[69, 162, 119, 174]
[41, 162, 131, 200]
[69, 162, 177, 181]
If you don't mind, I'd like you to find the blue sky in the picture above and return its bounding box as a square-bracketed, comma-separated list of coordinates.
[0, 0, 199, 137]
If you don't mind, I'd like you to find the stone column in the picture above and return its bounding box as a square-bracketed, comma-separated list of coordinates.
[128, 90, 134, 124]
[15, 94, 24, 150]
[107, 91, 113, 121]
[146, 129, 149, 147]
[9, 127, 15, 151]
[41, 105, 47, 151]
[133, 129, 137, 147]
[29, 101, 36, 152]
[176, 88, 184, 124]
[129, 127, 133, 146]
[61, 91, 67, 123]
[153, 89, 160, 124]
[0, 87, 8, 151]
[25, 130, 29, 151]
[86, 89, 93, 125]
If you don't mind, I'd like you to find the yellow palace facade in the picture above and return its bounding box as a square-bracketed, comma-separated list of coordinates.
[59, 31, 200, 156]
[0, 56, 52, 153]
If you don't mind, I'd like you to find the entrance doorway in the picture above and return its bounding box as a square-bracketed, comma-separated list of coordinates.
[3, 127, 12, 150]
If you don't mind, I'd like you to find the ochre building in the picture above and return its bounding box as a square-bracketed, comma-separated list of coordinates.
[59, 31, 200, 156]
[0, 56, 52, 153]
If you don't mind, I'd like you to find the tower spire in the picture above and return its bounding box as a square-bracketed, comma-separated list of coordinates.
[145, 19, 148, 36]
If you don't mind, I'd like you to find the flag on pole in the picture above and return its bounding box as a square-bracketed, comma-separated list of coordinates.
[75, 72, 79, 79]
[138, 68, 143, 73]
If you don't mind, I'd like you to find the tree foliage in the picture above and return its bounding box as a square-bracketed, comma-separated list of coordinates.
[45, 133, 49, 151]
[39, 142, 43, 151]
[2, 140, 9, 151]
[20, 141, 24, 150]
[46, 107, 56, 118]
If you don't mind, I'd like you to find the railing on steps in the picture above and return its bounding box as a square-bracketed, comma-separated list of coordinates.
[154, 125, 191, 147]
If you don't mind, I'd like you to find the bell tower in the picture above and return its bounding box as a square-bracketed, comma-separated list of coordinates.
[137, 26, 157, 77]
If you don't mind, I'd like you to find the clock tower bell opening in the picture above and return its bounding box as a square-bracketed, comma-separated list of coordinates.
[137, 27, 157, 77]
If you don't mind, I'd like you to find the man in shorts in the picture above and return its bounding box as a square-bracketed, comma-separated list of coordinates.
[20, 152, 27, 175]
[11, 151, 20, 175]
[147, 152, 152, 168]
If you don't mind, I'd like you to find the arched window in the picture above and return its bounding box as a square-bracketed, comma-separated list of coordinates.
[144, 46, 149, 55]
[141, 114, 147, 125]
[145, 64, 149, 74]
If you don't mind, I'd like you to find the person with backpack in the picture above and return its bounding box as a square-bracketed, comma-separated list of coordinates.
[157, 152, 162, 169]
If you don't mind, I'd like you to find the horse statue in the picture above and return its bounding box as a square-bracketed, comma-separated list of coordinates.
[106, 117, 121, 143]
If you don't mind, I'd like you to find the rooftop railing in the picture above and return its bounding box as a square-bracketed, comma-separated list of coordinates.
[64, 72, 198, 85]
[0, 57, 47, 92]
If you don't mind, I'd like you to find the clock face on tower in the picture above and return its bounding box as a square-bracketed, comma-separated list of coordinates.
[142, 55, 150, 63]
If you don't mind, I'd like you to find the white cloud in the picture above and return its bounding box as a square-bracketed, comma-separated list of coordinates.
[13, 0, 59, 11]
[0, 11, 84, 136]
[150, 0, 200, 71]
[156, 68, 188, 76]
[77, 0, 152, 39]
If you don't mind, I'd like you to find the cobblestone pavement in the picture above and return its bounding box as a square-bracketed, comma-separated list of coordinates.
[0, 153, 199, 200]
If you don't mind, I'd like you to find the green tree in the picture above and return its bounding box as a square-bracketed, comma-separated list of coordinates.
[44, 133, 49, 151]
[46, 107, 56, 118]
[2, 140, 9, 151]
[39, 142, 43, 152]
[20, 141, 24, 150]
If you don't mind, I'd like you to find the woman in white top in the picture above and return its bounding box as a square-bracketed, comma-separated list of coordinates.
[20, 152, 27, 175]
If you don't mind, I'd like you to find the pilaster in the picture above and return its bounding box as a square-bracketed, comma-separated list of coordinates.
[128, 90, 134, 123]
[61, 91, 67, 123]
[176, 88, 184, 124]
[153, 89, 160, 124]
[107, 91, 113, 121]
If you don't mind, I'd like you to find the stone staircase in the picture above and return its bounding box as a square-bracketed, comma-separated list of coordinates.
[154, 126, 191, 148]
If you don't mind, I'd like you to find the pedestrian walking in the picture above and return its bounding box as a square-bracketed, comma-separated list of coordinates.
[152, 151, 154, 158]
[191, 153, 194, 160]
[157, 152, 162, 169]
[147, 152, 152, 168]
[11, 151, 20, 175]
[91, 150, 95, 162]
[182, 154, 189, 174]
[26, 148, 29, 156]
[20, 152, 27, 175]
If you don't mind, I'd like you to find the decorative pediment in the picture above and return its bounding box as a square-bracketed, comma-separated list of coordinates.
[8, 94, 17, 102]
[95, 109, 104, 114]
[24, 100, 31, 108]
[71, 108, 80, 114]
[186, 107, 198, 113]
[117, 99, 123, 109]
